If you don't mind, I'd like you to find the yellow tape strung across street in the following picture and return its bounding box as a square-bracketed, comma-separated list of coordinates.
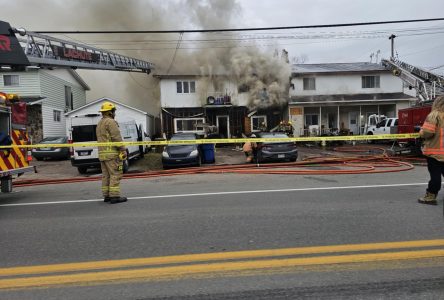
[0, 133, 420, 149]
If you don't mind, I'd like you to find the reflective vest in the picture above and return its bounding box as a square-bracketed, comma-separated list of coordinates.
[420, 110, 444, 161]
[96, 116, 125, 161]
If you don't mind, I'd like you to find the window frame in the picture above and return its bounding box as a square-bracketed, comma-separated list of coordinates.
[304, 114, 319, 126]
[65, 85, 73, 111]
[174, 117, 205, 133]
[251, 115, 267, 132]
[176, 81, 196, 94]
[53, 109, 62, 122]
[303, 77, 316, 90]
[3, 74, 20, 86]
[361, 75, 380, 89]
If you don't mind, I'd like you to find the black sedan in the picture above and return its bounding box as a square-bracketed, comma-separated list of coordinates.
[254, 132, 298, 163]
[162, 133, 202, 169]
[32, 136, 70, 160]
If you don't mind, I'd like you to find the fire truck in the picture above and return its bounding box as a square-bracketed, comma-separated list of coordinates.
[0, 20, 154, 192]
[381, 58, 444, 147]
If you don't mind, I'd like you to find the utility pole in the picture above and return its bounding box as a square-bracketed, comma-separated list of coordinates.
[389, 34, 396, 59]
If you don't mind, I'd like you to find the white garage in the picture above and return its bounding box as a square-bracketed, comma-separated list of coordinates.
[65, 97, 155, 138]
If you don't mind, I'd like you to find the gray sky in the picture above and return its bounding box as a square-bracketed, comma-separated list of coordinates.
[238, 0, 444, 70]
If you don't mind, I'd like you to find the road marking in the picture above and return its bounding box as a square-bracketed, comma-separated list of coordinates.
[2, 182, 427, 207]
[1, 239, 443, 277]
[1, 249, 444, 290]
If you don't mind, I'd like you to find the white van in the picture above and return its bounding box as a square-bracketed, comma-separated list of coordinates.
[68, 114, 143, 174]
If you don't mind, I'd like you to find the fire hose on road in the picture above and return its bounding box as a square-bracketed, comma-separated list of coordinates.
[14, 146, 415, 188]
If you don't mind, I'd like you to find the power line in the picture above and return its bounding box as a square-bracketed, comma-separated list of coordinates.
[166, 32, 183, 75]
[35, 18, 444, 34]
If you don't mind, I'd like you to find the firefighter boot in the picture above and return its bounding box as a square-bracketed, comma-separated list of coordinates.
[104, 197, 110, 203]
[110, 196, 128, 204]
[418, 192, 438, 205]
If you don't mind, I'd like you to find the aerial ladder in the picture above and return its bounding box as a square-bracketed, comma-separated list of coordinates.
[380, 36, 444, 149]
[0, 20, 154, 73]
[0, 20, 155, 192]
[381, 58, 444, 103]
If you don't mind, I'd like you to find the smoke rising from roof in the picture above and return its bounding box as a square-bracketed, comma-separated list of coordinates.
[2, 0, 291, 112]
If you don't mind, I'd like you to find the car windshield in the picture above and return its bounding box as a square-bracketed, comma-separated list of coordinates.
[40, 137, 65, 144]
[171, 135, 196, 141]
[259, 133, 288, 139]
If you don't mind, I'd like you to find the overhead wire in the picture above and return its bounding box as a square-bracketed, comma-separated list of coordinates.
[35, 17, 444, 34]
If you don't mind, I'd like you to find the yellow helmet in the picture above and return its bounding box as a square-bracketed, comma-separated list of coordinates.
[99, 102, 116, 112]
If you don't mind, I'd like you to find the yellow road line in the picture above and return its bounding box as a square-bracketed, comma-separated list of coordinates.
[1, 249, 444, 290]
[1, 239, 444, 277]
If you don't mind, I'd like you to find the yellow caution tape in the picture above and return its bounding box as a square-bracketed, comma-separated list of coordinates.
[1, 133, 420, 149]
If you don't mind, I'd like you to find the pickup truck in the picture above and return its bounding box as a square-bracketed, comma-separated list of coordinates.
[365, 116, 398, 135]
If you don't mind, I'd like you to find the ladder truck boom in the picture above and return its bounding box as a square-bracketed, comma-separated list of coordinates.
[382, 58, 444, 102]
[0, 20, 154, 73]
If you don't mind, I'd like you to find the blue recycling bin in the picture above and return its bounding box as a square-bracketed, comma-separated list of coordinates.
[201, 144, 215, 163]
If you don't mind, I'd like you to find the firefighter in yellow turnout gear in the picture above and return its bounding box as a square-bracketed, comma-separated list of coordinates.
[96, 102, 128, 204]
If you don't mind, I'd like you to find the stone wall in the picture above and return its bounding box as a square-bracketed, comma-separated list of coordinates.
[27, 105, 43, 143]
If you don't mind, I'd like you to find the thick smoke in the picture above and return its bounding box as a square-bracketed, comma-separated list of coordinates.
[2, 0, 291, 112]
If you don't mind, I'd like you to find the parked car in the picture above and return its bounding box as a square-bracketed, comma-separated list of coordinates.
[162, 133, 202, 169]
[254, 132, 298, 163]
[32, 136, 70, 161]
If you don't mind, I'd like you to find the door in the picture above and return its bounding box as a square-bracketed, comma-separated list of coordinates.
[216, 115, 230, 138]
[348, 111, 359, 135]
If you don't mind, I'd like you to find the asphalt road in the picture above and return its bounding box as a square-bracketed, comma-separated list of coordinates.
[1, 165, 444, 299]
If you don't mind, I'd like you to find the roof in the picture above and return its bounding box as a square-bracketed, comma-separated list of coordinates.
[68, 69, 90, 91]
[290, 92, 416, 104]
[19, 96, 46, 105]
[292, 62, 388, 75]
[65, 97, 148, 116]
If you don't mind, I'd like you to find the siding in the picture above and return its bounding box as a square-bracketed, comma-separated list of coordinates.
[0, 70, 41, 96]
[40, 70, 87, 137]
[42, 105, 66, 137]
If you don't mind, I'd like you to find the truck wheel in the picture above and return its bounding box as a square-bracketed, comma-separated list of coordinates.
[138, 146, 144, 158]
[77, 167, 88, 174]
[123, 159, 129, 174]
[366, 132, 374, 144]
[1, 176, 13, 193]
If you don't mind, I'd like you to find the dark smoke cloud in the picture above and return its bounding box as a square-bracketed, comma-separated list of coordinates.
[1, 0, 291, 112]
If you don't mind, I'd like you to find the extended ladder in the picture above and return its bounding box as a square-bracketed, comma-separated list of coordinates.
[0, 20, 154, 73]
[382, 58, 444, 102]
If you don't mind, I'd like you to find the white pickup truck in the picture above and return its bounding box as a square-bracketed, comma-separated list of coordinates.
[365, 114, 398, 135]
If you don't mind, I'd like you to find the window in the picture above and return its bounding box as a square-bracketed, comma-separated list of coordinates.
[362, 76, 380, 88]
[303, 78, 315, 90]
[72, 125, 97, 142]
[174, 118, 204, 133]
[3, 75, 19, 86]
[176, 81, 196, 94]
[251, 116, 267, 132]
[65, 86, 73, 110]
[305, 114, 319, 126]
[53, 110, 61, 122]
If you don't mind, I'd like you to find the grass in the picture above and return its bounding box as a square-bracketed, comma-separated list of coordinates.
[130, 152, 163, 172]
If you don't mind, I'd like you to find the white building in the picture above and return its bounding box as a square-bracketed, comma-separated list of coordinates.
[0, 68, 89, 142]
[65, 97, 156, 138]
[288, 62, 415, 136]
[157, 74, 287, 138]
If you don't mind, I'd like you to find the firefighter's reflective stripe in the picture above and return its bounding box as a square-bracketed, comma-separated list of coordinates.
[0, 130, 28, 172]
[422, 121, 436, 132]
